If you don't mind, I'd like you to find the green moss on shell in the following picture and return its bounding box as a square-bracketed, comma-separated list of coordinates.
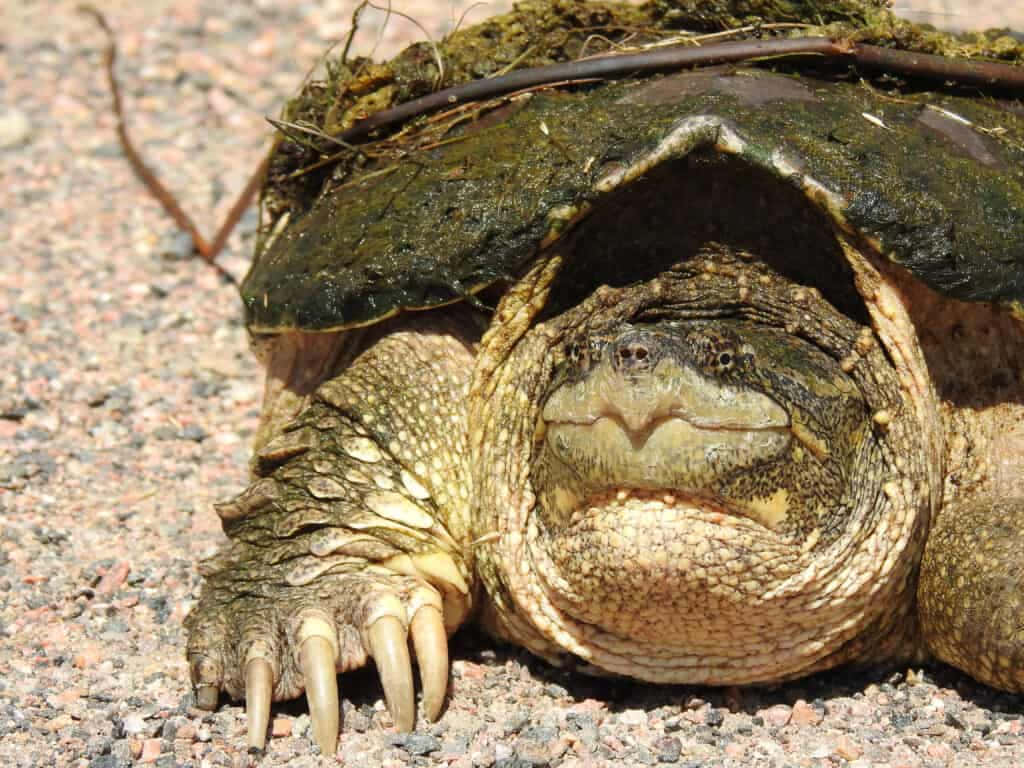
[247, 0, 1024, 331]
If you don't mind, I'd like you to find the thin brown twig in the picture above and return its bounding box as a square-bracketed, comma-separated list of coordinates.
[335, 36, 1024, 144]
[208, 153, 270, 260]
[79, 5, 253, 281]
[851, 43, 1024, 87]
[341, 0, 369, 64]
[337, 37, 846, 143]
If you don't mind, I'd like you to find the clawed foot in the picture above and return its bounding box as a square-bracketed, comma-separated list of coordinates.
[186, 563, 450, 754]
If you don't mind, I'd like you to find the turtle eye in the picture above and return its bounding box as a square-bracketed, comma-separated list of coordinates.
[708, 346, 737, 374]
[686, 330, 741, 375]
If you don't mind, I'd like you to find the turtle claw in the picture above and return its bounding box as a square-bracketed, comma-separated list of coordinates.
[299, 635, 340, 755]
[410, 606, 449, 721]
[244, 657, 274, 750]
[195, 684, 219, 712]
[368, 615, 416, 732]
[188, 652, 223, 711]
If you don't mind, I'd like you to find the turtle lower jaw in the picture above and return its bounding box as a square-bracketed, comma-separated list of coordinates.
[534, 489, 810, 617]
[545, 472, 798, 535]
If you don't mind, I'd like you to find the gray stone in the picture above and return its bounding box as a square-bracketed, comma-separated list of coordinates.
[404, 733, 441, 755]
[157, 230, 196, 261]
[655, 736, 682, 763]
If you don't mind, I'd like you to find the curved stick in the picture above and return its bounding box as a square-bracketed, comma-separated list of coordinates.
[338, 37, 1024, 143]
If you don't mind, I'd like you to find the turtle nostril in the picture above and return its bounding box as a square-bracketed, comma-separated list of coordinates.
[614, 340, 653, 371]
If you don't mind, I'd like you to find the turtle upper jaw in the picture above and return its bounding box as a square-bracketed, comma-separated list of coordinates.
[542, 359, 791, 462]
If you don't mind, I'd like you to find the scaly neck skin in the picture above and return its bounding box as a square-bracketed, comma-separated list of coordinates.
[932, 319, 1024, 509]
[838, 245, 1024, 671]
[878, 265, 1024, 510]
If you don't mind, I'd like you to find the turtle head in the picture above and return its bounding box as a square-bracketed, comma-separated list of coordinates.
[536, 318, 863, 535]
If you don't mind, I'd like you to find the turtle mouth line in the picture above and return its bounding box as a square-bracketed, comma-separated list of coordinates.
[545, 413, 789, 450]
[543, 415, 793, 473]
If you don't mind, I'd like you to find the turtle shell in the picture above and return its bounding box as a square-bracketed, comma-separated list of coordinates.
[242, 4, 1024, 333]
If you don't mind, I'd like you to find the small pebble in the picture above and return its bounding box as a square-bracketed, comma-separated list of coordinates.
[0, 108, 31, 148]
[271, 717, 292, 737]
[140, 738, 163, 763]
[790, 699, 822, 726]
[760, 704, 792, 728]
[834, 734, 863, 761]
[618, 709, 646, 727]
[399, 733, 440, 757]
[96, 561, 131, 595]
[157, 230, 196, 261]
[704, 708, 724, 727]
[654, 736, 682, 763]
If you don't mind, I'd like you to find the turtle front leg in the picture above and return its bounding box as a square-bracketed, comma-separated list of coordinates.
[917, 496, 1024, 692]
[185, 323, 476, 754]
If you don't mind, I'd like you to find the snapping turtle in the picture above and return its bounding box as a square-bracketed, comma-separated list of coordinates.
[185, 0, 1024, 754]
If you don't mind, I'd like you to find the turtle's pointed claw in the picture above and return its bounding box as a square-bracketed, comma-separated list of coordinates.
[368, 616, 415, 731]
[410, 606, 448, 721]
[245, 657, 274, 750]
[299, 635, 340, 754]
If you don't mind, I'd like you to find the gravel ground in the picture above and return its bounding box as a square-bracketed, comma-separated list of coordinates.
[2, 1, 1023, 767]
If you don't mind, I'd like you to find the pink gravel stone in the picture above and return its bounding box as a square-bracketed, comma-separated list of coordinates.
[45, 714, 73, 733]
[96, 560, 131, 595]
[927, 742, 955, 761]
[271, 716, 292, 737]
[834, 734, 864, 761]
[850, 700, 873, 718]
[790, 699, 823, 726]
[455, 660, 486, 679]
[760, 704, 793, 727]
[724, 742, 747, 759]
[140, 737, 163, 762]
[72, 644, 103, 669]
